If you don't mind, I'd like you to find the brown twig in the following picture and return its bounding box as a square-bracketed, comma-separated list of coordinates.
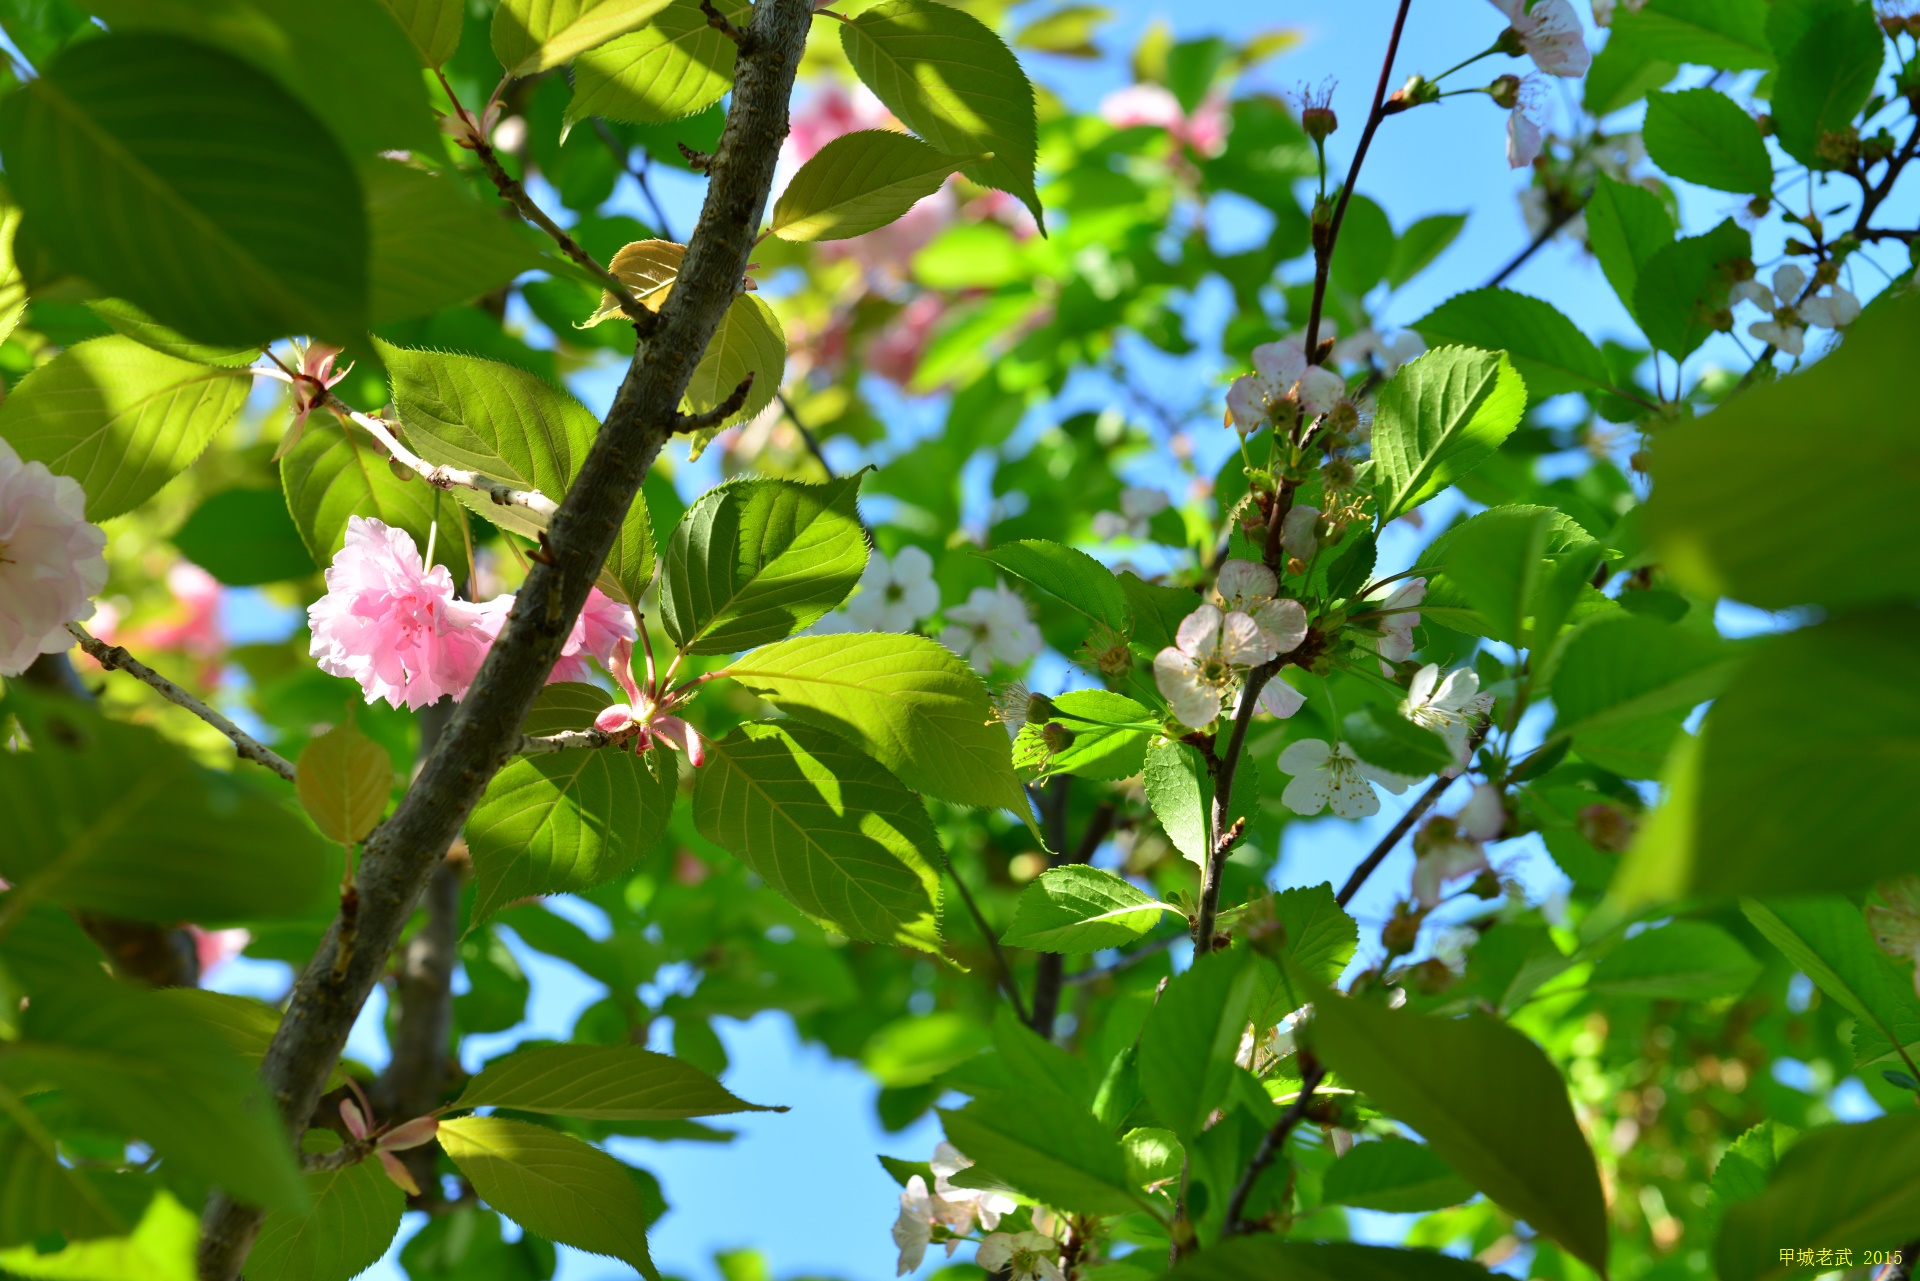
[64, 623, 297, 783]
[942, 847, 1031, 1025]
[1224, 1055, 1326, 1234]
[1485, 202, 1581, 289]
[1337, 772, 1455, 908]
[673, 372, 756, 434]
[1304, 0, 1415, 360]
[195, 4, 817, 1273]
[1030, 792, 1114, 1037]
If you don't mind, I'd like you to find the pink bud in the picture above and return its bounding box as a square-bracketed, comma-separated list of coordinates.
[378, 1149, 422, 1197]
[377, 1116, 440, 1152]
[594, 703, 636, 734]
[339, 1098, 370, 1141]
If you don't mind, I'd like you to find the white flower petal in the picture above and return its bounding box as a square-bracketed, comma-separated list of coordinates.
[1298, 366, 1346, 417]
[1258, 676, 1307, 718]
[1277, 737, 1332, 774]
[1175, 603, 1222, 659]
[1218, 609, 1278, 666]
[1326, 763, 1382, 818]
[1250, 598, 1309, 655]
[1217, 559, 1277, 609]
[1282, 768, 1333, 816]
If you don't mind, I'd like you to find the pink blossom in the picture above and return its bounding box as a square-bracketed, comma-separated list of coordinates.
[475, 586, 636, 685]
[866, 293, 947, 387]
[821, 185, 956, 278]
[190, 926, 250, 977]
[0, 437, 108, 676]
[783, 86, 893, 167]
[1101, 85, 1229, 157]
[308, 516, 495, 710]
[1492, 0, 1591, 77]
[133, 562, 226, 667]
[592, 638, 706, 765]
[1506, 77, 1551, 169]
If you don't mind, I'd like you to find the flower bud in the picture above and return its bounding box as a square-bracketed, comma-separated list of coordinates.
[1489, 74, 1523, 109]
[1381, 904, 1422, 957]
[1042, 722, 1076, 755]
[1577, 801, 1638, 853]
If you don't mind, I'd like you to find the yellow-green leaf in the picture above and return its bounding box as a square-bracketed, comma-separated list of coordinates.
[295, 720, 395, 844]
[492, 0, 675, 77]
[771, 130, 975, 242]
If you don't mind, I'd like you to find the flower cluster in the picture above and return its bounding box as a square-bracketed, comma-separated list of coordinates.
[891, 1142, 1017, 1275]
[0, 438, 108, 677]
[845, 545, 940, 632]
[1412, 782, 1506, 906]
[1092, 486, 1170, 542]
[1225, 337, 1347, 436]
[1731, 264, 1861, 357]
[308, 517, 634, 711]
[1154, 560, 1309, 728]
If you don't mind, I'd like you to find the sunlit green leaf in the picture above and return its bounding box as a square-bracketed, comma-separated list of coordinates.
[1000, 865, 1175, 953]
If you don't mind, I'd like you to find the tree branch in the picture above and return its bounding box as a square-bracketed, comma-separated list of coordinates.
[1030, 793, 1112, 1037]
[1223, 1056, 1325, 1235]
[1194, 663, 1274, 954]
[1484, 201, 1581, 289]
[1304, 0, 1415, 358]
[1337, 773, 1454, 908]
[64, 623, 296, 784]
[942, 848, 1030, 1026]
[195, 5, 816, 1273]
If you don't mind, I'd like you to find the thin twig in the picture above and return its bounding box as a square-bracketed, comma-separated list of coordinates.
[1304, 0, 1415, 358]
[1224, 1056, 1326, 1234]
[1484, 202, 1580, 289]
[942, 849, 1030, 1025]
[592, 118, 678, 240]
[1336, 772, 1455, 908]
[1194, 663, 1275, 953]
[1063, 932, 1176, 985]
[777, 390, 837, 480]
[65, 623, 296, 784]
[673, 372, 756, 434]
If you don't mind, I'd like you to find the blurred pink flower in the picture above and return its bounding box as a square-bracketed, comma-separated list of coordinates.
[821, 185, 956, 277]
[784, 85, 893, 167]
[1100, 84, 1228, 157]
[308, 516, 495, 710]
[190, 926, 249, 977]
[133, 562, 226, 666]
[474, 586, 636, 685]
[866, 293, 947, 387]
[0, 437, 108, 676]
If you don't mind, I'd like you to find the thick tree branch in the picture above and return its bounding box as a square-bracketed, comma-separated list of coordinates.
[64, 623, 296, 784]
[195, 5, 814, 1274]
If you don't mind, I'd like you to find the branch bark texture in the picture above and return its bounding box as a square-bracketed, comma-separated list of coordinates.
[194, 5, 813, 1273]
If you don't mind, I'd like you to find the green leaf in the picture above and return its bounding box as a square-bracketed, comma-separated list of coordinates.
[466, 684, 678, 925]
[682, 292, 786, 458]
[0, 336, 249, 521]
[863, 1012, 989, 1087]
[975, 539, 1131, 633]
[81, 0, 441, 158]
[1549, 613, 1738, 737]
[379, 0, 463, 66]
[1166, 1238, 1496, 1281]
[937, 1093, 1138, 1215]
[378, 340, 656, 604]
[1139, 950, 1260, 1141]
[1741, 896, 1920, 1070]
[1627, 614, 1920, 897]
[772, 130, 973, 242]
[694, 721, 943, 952]
[1437, 505, 1557, 645]
[841, 0, 1044, 224]
[172, 488, 316, 586]
[83, 298, 259, 367]
[1589, 920, 1762, 999]
[660, 474, 866, 655]
[1025, 689, 1152, 781]
[0, 1118, 138, 1246]
[1633, 218, 1751, 360]
[492, 0, 674, 76]
[457, 1043, 781, 1118]
[1121, 1126, 1183, 1189]
[1321, 1139, 1477, 1214]
[991, 1005, 1093, 1103]
[1411, 289, 1610, 400]
[567, 0, 747, 127]
[1341, 703, 1452, 777]
[1329, 194, 1394, 296]
[1120, 571, 1203, 657]
[367, 161, 545, 325]
[1370, 345, 1527, 521]
[1000, 865, 1175, 953]
[248, 1131, 404, 1281]
[1583, 30, 1677, 117]
[1715, 1115, 1920, 1281]
[0, 976, 307, 1214]
[1583, 173, 1675, 324]
[437, 1116, 656, 1280]
[0, 1190, 197, 1281]
[0, 198, 25, 350]
[1647, 291, 1920, 610]
[721, 632, 1026, 812]
[1768, 0, 1885, 170]
[1385, 213, 1467, 290]
[1611, 0, 1774, 71]
[0, 696, 335, 924]
[1142, 737, 1208, 864]
[1710, 1122, 1778, 1220]
[1308, 989, 1609, 1273]
[280, 420, 459, 570]
[1643, 87, 1772, 195]
[1262, 883, 1359, 987]
[0, 34, 368, 345]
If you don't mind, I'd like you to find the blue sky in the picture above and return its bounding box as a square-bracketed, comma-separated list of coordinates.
[193, 2, 1920, 1279]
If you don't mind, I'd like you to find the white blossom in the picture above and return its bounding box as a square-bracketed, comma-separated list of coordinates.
[846, 545, 941, 632]
[0, 438, 108, 676]
[1401, 663, 1495, 773]
[1225, 337, 1345, 434]
[1412, 782, 1505, 906]
[1367, 577, 1426, 673]
[1506, 75, 1552, 169]
[1492, 0, 1591, 77]
[976, 1231, 1064, 1281]
[1335, 328, 1426, 374]
[1214, 558, 1309, 657]
[1277, 738, 1418, 819]
[891, 1176, 934, 1275]
[942, 582, 1042, 672]
[1092, 486, 1170, 542]
[1731, 264, 1858, 356]
[1800, 287, 1862, 329]
[1154, 603, 1275, 728]
[929, 1141, 1014, 1233]
[1749, 319, 1806, 357]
